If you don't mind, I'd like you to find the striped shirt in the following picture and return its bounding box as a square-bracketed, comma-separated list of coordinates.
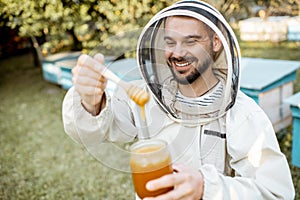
[175, 81, 223, 107]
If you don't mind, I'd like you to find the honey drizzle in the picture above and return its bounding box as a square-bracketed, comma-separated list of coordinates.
[140, 105, 146, 122]
[127, 85, 149, 122]
[126, 85, 150, 137]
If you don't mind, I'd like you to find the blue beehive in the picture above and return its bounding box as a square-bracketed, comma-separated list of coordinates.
[42, 62, 61, 84]
[284, 92, 300, 167]
[57, 59, 77, 90]
[240, 58, 300, 132]
[238, 16, 288, 42]
[287, 16, 300, 41]
[41, 51, 81, 85]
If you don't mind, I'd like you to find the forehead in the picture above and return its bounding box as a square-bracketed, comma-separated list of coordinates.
[164, 16, 208, 36]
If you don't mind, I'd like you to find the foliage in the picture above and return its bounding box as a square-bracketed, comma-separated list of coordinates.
[0, 0, 175, 54]
[206, 0, 299, 20]
[1, 0, 299, 54]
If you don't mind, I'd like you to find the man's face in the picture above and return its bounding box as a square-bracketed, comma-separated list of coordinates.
[164, 16, 214, 85]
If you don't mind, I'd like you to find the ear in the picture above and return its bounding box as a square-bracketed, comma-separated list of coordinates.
[212, 34, 222, 52]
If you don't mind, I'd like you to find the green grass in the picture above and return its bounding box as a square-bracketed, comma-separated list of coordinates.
[0, 54, 134, 199]
[240, 41, 300, 60]
[0, 40, 300, 199]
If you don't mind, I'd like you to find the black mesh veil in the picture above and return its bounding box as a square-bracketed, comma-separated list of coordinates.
[137, 0, 241, 124]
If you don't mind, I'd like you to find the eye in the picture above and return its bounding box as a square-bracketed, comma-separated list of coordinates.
[164, 39, 176, 47]
[185, 39, 197, 46]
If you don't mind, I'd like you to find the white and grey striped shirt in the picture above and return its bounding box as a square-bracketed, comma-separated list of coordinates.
[175, 81, 223, 107]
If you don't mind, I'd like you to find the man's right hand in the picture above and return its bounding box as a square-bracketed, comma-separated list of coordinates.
[72, 53, 108, 115]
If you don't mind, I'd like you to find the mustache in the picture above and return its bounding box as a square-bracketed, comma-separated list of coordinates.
[168, 56, 197, 63]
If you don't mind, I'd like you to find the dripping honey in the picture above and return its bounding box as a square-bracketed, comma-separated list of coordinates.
[127, 86, 149, 121]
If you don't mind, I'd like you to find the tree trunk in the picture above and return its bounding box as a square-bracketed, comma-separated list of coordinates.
[30, 36, 43, 67]
[67, 29, 83, 51]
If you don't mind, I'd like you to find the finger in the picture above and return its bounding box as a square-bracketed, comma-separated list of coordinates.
[75, 84, 104, 96]
[76, 76, 105, 88]
[76, 66, 102, 80]
[93, 54, 109, 83]
[93, 53, 105, 64]
[145, 183, 192, 200]
[72, 66, 79, 83]
[77, 54, 105, 74]
[146, 173, 184, 192]
[73, 68, 107, 88]
[72, 65, 79, 76]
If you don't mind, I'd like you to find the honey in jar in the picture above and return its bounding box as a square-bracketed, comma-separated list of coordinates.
[130, 139, 173, 198]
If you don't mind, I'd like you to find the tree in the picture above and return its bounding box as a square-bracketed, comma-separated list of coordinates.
[0, 0, 175, 56]
[209, 0, 299, 20]
[2, 0, 298, 56]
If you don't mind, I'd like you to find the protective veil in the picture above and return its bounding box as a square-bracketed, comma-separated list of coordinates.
[137, 0, 240, 125]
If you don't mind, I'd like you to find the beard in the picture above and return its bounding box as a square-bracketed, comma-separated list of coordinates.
[167, 54, 213, 85]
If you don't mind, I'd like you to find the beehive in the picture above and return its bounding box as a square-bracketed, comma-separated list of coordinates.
[284, 92, 300, 167]
[240, 58, 300, 132]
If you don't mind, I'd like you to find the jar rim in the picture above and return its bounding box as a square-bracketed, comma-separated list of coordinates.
[130, 139, 168, 153]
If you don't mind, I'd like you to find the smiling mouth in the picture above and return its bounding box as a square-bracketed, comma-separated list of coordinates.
[172, 60, 193, 74]
[168, 57, 196, 73]
[174, 61, 192, 67]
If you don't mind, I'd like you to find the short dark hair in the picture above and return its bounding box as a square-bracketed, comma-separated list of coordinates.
[163, 15, 216, 40]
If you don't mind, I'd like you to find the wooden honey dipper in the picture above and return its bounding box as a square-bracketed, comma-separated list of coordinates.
[101, 66, 150, 139]
[101, 65, 150, 112]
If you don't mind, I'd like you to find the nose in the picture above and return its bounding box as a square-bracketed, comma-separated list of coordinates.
[172, 43, 187, 58]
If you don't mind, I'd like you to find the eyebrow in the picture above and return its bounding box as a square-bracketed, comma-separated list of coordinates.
[164, 35, 203, 40]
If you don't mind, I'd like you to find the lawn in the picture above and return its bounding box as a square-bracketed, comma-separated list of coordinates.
[0, 53, 135, 199]
[0, 40, 300, 199]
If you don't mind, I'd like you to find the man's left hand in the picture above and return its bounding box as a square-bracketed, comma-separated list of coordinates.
[144, 164, 204, 200]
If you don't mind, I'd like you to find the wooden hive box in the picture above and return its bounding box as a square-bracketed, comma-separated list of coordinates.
[284, 92, 300, 167]
[41, 51, 81, 85]
[238, 17, 289, 42]
[240, 58, 300, 132]
[56, 59, 77, 90]
[287, 16, 300, 41]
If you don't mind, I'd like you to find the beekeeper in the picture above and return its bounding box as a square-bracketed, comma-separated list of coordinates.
[62, 1, 295, 199]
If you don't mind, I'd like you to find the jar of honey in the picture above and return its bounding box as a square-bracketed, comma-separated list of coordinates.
[130, 139, 173, 198]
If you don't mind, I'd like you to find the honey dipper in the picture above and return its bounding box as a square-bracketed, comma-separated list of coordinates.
[101, 65, 150, 108]
[101, 65, 150, 139]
